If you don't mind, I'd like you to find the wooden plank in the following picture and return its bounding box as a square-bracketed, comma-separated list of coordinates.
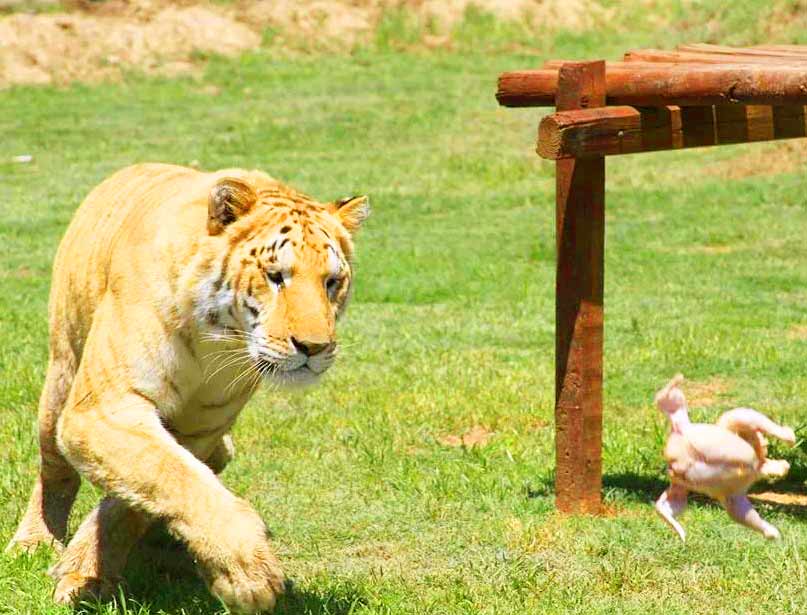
[624, 49, 807, 64]
[680, 106, 716, 147]
[714, 105, 749, 143]
[756, 45, 807, 53]
[544, 60, 686, 70]
[639, 105, 683, 150]
[678, 43, 807, 58]
[773, 105, 807, 138]
[537, 104, 807, 159]
[743, 105, 775, 142]
[554, 61, 605, 515]
[497, 64, 807, 107]
[539, 106, 640, 158]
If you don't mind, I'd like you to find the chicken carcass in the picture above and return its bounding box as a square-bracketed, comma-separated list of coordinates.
[655, 374, 796, 541]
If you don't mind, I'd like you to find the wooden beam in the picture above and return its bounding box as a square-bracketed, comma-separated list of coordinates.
[544, 60, 686, 70]
[624, 49, 807, 64]
[680, 106, 716, 148]
[755, 45, 807, 53]
[537, 104, 807, 159]
[554, 61, 605, 515]
[497, 64, 807, 108]
[678, 43, 807, 58]
[773, 105, 807, 138]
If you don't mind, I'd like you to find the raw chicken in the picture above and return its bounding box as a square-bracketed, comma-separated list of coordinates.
[655, 374, 796, 541]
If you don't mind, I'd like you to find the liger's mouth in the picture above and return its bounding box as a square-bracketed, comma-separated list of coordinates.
[255, 360, 322, 388]
[256, 358, 317, 375]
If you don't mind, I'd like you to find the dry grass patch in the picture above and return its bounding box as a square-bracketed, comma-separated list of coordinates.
[707, 140, 807, 180]
[0, 0, 615, 87]
[504, 514, 570, 553]
[682, 244, 734, 255]
[764, 0, 807, 40]
[439, 424, 495, 448]
[0, 3, 259, 87]
[788, 324, 807, 340]
[750, 491, 807, 507]
[493, 414, 549, 434]
[685, 377, 732, 408]
[0, 265, 36, 279]
[344, 541, 396, 560]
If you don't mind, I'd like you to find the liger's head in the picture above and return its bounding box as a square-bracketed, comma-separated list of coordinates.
[198, 173, 370, 386]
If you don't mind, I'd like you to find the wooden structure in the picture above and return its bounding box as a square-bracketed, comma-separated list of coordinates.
[496, 44, 807, 514]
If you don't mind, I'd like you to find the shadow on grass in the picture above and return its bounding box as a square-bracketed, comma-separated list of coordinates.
[276, 581, 369, 615]
[75, 533, 368, 615]
[603, 472, 667, 504]
[604, 468, 807, 519]
[74, 542, 221, 615]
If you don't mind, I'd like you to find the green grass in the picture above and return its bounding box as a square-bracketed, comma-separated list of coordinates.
[3, 9, 807, 614]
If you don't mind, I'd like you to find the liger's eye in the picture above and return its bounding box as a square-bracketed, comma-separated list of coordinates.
[267, 271, 284, 286]
[326, 277, 338, 292]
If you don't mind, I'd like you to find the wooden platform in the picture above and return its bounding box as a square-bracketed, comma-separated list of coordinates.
[495, 44, 807, 514]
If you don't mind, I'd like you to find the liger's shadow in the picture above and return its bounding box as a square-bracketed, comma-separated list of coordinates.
[75, 527, 368, 615]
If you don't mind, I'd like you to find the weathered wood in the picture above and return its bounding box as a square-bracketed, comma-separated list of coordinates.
[755, 45, 807, 53]
[678, 43, 807, 58]
[680, 106, 716, 147]
[497, 70, 558, 107]
[537, 104, 807, 159]
[624, 49, 807, 65]
[544, 60, 685, 70]
[497, 64, 807, 107]
[554, 61, 605, 515]
[773, 105, 807, 138]
[718, 105, 775, 142]
[540, 106, 641, 159]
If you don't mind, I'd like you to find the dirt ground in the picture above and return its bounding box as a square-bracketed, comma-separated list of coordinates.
[0, 0, 607, 87]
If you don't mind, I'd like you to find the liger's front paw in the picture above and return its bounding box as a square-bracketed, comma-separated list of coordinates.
[202, 542, 285, 613]
[190, 498, 286, 612]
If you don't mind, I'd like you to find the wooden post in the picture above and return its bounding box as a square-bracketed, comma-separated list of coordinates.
[554, 61, 605, 515]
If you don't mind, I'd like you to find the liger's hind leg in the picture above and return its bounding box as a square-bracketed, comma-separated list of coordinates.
[655, 483, 689, 542]
[7, 357, 81, 553]
[51, 497, 152, 605]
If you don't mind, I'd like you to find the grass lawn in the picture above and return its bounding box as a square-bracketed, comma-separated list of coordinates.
[3, 15, 807, 615]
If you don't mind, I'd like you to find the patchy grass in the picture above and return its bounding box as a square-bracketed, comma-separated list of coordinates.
[789, 325, 807, 340]
[438, 425, 496, 449]
[706, 140, 807, 180]
[2, 11, 807, 615]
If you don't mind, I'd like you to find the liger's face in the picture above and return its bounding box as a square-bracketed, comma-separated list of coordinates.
[198, 183, 368, 388]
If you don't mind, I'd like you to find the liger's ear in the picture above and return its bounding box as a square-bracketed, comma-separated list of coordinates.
[208, 177, 258, 235]
[331, 195, 370, 234]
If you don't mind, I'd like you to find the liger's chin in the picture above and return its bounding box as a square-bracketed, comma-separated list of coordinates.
[263, 365, 324, 389]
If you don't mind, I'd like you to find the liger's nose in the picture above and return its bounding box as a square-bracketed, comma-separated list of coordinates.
[291, 337, 330, 357]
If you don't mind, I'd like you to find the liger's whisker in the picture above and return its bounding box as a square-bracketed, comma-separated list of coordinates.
[205, 352, 251, 384]
[227, 361, 262, 396]
[203, 347, 251, 360]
